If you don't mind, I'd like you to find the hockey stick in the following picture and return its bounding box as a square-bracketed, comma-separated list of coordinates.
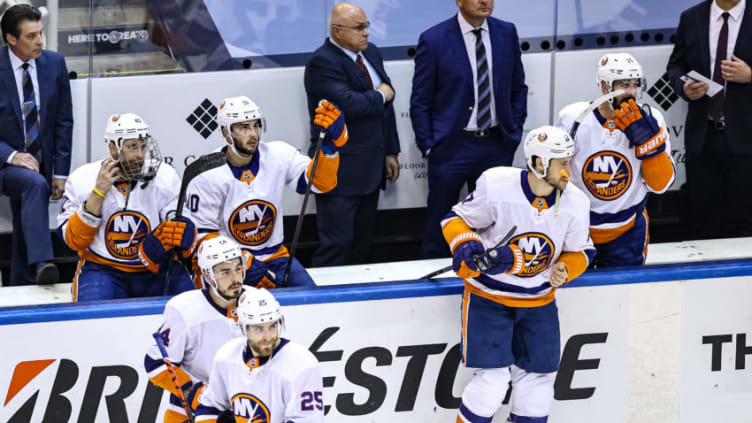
[164, 151, 227, 295]
[282, 129, 326, 286]
[568, 89, 625, 138]
[420, 225, 517, 280]
[152, 332, 195, 423]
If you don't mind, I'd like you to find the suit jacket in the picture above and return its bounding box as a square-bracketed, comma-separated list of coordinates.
[410, 14, 527, 161]
[667, 0, 752, 155]
[0, 46, 73, 192]
[304, 39, 401, 196]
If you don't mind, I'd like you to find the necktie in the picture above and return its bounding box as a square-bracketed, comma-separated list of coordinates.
[709, 12, 730, 121]
[472, 28, 491, 132]
[356, 54, 373, 89]
[21, 63, 41, 161]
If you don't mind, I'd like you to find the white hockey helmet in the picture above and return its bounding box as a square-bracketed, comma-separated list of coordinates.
[595, 52, 646, 95]
[524, 125, 575, 179]
[103, 113, 161, 181]
[217, 96, 266, 136]
[197, 235, 245, 290]
[237, 287, 284, 333]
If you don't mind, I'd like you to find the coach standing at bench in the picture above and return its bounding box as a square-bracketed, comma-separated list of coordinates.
[0, 5, 72, 285]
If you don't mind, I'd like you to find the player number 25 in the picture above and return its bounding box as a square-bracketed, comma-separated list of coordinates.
[300, 391, 323, 411]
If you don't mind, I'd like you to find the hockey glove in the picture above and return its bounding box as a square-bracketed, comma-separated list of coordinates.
[245, 256, 276, 289]
[476, 244, 526, 275]
[613, 99, 667, 160]
[162, 217, 197, 259]
[452, 240, 484, 279]
[314, 100, 349, 154]
[139, 229, 169, 273]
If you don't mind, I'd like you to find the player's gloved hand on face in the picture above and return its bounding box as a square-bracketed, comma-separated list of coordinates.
[476, 244, 525, 275]
[452, 240, 484, 279]
[613, 99, 666, 160]
[314, 100, 349, 154]
[244, 256, 276, 289]
[139, 227, 169, 273]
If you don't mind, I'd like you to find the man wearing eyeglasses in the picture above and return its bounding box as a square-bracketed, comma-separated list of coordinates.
[304, 2, 400, 266]
[410, 0, 528, 259]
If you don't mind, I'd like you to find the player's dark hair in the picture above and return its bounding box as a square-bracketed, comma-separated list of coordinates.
[1, 4, 42, 44]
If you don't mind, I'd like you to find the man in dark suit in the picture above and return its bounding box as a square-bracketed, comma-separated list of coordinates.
[410, 0, 527, 258]
[304, 2, 400, 266]
[0, 5, 72, 284]
[667, 0, 752, 239]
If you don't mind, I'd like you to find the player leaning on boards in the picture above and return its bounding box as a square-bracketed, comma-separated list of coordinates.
[442, 126, 595, 423]
[145, 235, 249, 423]
[184, 96, 348, 288]
[195, 287, 324, 422]
[556, 53, 675, 267]
[57, 114, 195, 301]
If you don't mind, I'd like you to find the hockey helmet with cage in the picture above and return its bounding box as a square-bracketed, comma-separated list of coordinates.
[103, 113, 161, 181]
[595, 52, 646, 96]
[523, 125, 575, 179]
[197, 235, 245, 294]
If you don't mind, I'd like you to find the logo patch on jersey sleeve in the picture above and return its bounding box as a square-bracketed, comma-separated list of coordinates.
[228, 200, 277, 246]
[582, 151, 632, 201]
[231, 393, 270, 423]
[104, 211, 151, 260]
[509, 232, 556, 277]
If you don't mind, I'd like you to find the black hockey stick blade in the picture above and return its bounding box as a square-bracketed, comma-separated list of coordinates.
[420, 225, 517, 281]
[282, 129, 326, 286]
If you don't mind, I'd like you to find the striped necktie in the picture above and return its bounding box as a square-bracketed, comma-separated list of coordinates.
[21, 63, 42, 161]
[472, 28, 491, 132]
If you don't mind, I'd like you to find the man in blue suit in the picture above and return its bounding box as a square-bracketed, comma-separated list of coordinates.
[411, 0, 527, 258]
[0, 5, 73, 284]
[304, 2, 400, 266]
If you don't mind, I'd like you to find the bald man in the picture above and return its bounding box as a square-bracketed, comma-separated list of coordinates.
[303, 2, 401, 266]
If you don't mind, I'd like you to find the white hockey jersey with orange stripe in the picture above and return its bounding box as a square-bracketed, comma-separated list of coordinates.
[56, 159, 180, 272]
[555, 102, 675, 244]
[441, 167, 595, 307]
[195, 337, 324, 423]
[184, 143, 337, 262]
[144, 288, 244, 418]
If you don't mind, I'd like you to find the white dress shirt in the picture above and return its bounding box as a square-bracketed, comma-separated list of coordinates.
[709, 0, 746, 80]
[458, 13, 497, 131]
[328, 38, 385, 103]
[7, 48, 41, 165]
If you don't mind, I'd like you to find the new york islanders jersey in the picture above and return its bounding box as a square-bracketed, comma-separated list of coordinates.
[57, 160, 180, 272]
[195, 337, 324, 423]
[442, 167, 595, 307]
[555, 102, 675, 243]
[145, 289, 244, 390]
[185, 142, 329, 262]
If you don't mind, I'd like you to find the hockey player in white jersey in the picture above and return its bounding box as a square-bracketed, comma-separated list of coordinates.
[556, 52, 675, 267]
[57, 113, 195, 301]
[442, 126, 595, 423]
[195, 287, 324, 423]
[184, 96, 348, 288]
[145, 235, 251, 423]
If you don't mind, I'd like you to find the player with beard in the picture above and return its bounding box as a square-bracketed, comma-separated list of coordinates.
[57, 113, 195, 301]
[195, 287, 324, 423]
[556, 52, 675, 267]
[184, 96, 348, 288]
[145, 235, 250, 423]
[442, 126, 595, 423]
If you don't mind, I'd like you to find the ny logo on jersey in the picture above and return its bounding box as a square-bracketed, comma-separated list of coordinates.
[509, 232, 555, 278]
[229, 200, 277, 246]
[582, 151, 633, 201]
[231, 393, 270, 423]
[105, 211, 151, 260]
